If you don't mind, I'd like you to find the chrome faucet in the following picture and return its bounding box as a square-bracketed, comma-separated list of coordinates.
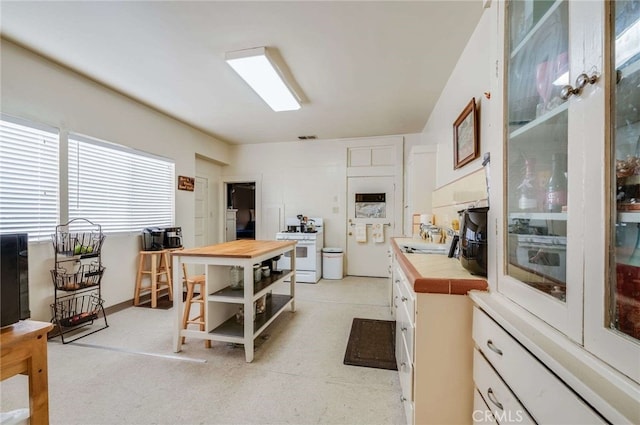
[420, 224, 456, 243]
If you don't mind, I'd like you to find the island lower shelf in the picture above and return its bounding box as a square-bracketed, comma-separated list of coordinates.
[208, 269, 293, 303]
[209, 294, 293, 341]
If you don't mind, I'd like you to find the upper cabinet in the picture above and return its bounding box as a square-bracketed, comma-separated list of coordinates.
[496, 0, 639, 384]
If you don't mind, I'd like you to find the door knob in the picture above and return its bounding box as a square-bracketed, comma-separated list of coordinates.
[560, 72, 598, 100]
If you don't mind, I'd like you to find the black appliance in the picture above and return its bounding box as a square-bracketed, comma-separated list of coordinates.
[1, 233, 30, 327]
[142, 227, 165, 251]
[459, 207, 489, 276]
[163, 227, 183, 249]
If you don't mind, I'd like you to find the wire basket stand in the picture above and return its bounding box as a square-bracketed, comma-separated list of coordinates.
[50, 218, 108, 343]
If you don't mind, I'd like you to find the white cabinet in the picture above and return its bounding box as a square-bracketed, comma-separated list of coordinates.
[472, 304, 604, 424]
[225, 208, 237, 241]
[405, 145, 437, 236]
[392, 261, 415, 425]
[391, 251, 475, 425]
[472, 348, 536, 425]
[490, 0, 640, 399]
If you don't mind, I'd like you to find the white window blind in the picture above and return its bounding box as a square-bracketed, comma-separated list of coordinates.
[0, 115, 59, 241]
[68, 134, 174, 233]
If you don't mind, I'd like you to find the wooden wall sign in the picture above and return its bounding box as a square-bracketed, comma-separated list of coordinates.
[178, 176, 195, 191]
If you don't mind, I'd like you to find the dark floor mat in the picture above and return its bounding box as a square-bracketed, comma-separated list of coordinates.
[343, 318, 397, 370]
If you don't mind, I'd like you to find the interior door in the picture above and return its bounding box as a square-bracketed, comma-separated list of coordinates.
[195, 176, 208, 247]
[347, 176, 395, 277]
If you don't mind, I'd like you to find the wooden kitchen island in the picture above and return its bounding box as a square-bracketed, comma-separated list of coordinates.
[172, 240, 296, 362]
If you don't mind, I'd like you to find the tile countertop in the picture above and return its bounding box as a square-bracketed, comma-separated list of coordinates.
[391, 237, 488, 295]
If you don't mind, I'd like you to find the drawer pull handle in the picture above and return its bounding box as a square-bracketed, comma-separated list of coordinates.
[401, 296, 408, 302]
[487, 388, 504, 411]
[401, 327, 408, 332]
[400, 395, 407, 402]
[486, 339, 503, 356]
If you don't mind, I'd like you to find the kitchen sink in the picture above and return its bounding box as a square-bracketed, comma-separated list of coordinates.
[399, 241, 449, 255]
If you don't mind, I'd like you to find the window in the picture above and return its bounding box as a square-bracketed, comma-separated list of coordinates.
[0, 115, 59, 241]
[68, 134, 174, 233]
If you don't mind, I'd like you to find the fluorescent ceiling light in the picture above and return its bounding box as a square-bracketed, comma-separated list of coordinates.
[226, 47, 301, 112]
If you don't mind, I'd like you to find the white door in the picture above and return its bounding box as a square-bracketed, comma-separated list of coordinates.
[195, 176, 208, 247]
[347, 176, 395, 277]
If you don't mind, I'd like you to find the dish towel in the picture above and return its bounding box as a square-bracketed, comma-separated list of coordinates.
[372, 223, 384, 243]
[355, 223, 367, 243]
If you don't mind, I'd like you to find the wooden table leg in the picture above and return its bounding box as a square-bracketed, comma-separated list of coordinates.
[2, 322, 54, 425]
[28, 332, 50, 424]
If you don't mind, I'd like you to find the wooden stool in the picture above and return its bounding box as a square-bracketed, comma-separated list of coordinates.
[134, 250, 173, 308]
[181, 264, 211, 348]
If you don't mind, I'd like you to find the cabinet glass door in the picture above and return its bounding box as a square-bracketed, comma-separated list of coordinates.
[612, 0, 640, 343]
[505, 0, 569, 301]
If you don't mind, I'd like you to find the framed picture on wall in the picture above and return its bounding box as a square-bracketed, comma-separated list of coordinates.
[453, 97, 479, 169]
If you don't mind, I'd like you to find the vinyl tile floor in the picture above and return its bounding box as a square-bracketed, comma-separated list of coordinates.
[0, 276, 406, 425]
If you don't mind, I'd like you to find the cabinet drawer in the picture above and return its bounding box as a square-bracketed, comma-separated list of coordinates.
[396, 303, 415, 365]
[473, 388, 498, 425]
[473, 307, 606, 424]
[399, 304, 415, 362]
[394, 266, 415, 327]
[398, 339, 414, 400]
[473, 348, 534, 425]
[398, 335, 414, 425]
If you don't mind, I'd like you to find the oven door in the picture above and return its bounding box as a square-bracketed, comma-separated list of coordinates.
[278, 241, 316, 271]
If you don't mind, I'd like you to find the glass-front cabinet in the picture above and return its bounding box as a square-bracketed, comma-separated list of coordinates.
[610, 0, 640, 347]
[499, 0, 640, 383]
[588, 0, 640, 383]
[501, 0, 583, 342]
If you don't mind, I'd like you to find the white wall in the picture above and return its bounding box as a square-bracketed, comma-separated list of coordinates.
[421, 6, 495, 190]
[224, 135, 405, 250]
[1, 39, 231, 320]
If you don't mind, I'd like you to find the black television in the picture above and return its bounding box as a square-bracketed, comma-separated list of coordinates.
[1, 233, 30, 327]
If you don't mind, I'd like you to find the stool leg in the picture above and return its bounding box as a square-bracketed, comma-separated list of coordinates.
[134, 253, 146, 306]
[151, 253, 158, 308]
[181, 282, 195, 344]
[197, 281, 211, 349]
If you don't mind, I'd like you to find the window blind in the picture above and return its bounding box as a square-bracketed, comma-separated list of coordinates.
[0, 115, 59, 241]
[68, 134, 174, 233]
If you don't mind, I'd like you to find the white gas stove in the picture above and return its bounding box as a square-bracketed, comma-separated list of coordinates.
[275, 218, 324, 283]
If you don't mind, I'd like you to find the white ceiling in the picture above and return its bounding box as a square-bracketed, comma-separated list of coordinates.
[0, 1, 484, 145]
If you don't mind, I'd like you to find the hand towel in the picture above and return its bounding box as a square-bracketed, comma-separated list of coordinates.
[355, 223, 367, 243]
[372, 223, 384, 243]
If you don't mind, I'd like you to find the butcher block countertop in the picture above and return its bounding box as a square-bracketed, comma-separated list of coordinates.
[391, 238, 488, 295]
[176, 239, 296, 258]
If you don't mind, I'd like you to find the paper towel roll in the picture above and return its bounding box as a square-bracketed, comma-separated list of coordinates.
[419, 214, 433, 225]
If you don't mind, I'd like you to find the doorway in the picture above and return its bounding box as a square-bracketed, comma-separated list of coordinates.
[226, 182, 256, 240]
